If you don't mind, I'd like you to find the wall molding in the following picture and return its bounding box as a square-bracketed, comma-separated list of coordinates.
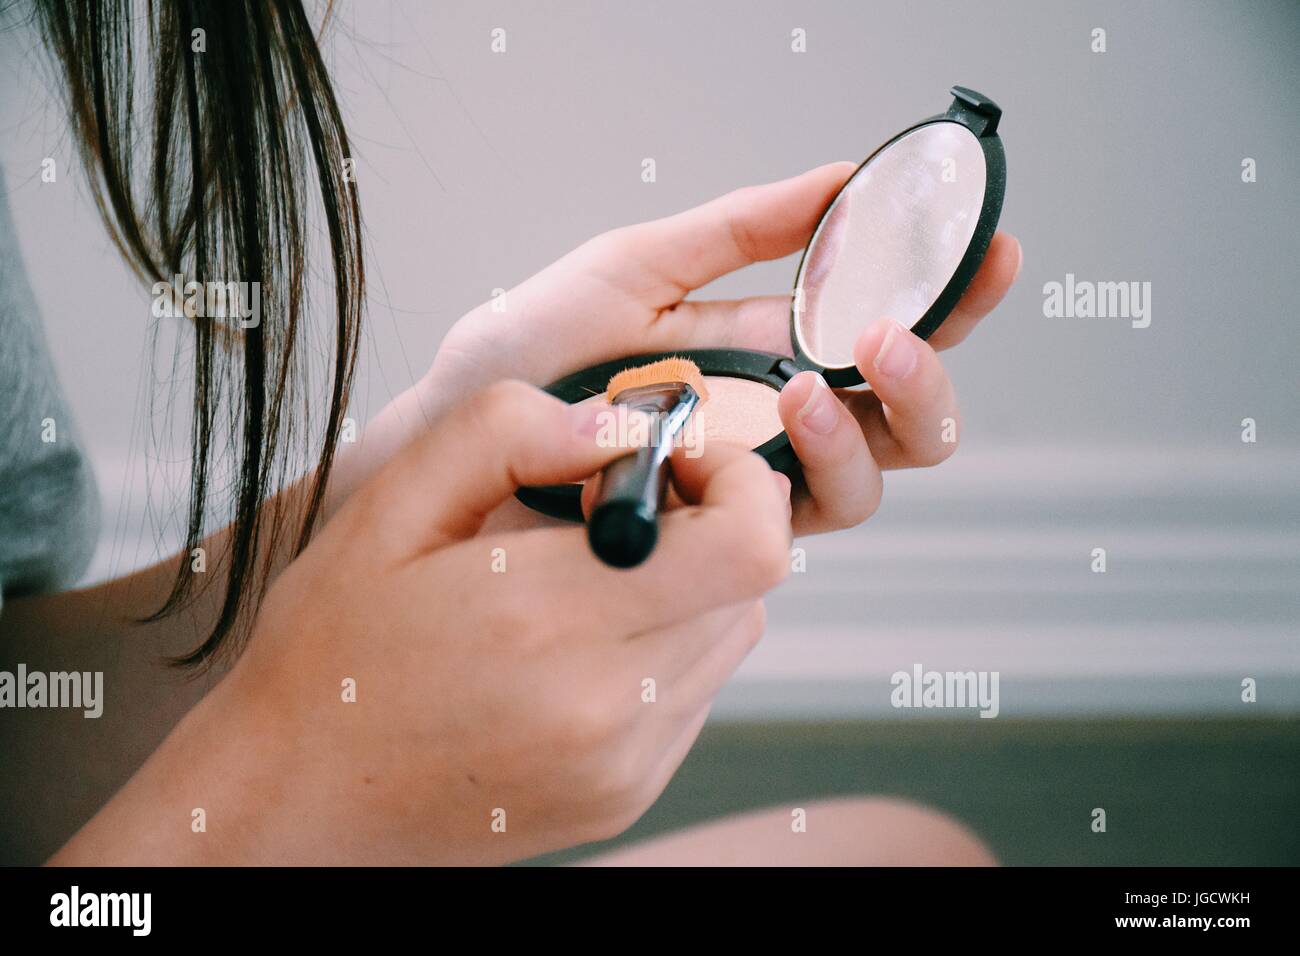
[84, 445, 1299, 718]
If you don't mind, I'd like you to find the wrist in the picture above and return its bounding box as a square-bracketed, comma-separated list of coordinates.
[49, 668, 293, 866]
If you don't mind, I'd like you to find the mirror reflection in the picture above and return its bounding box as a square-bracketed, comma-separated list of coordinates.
[794, 122, 986, 369]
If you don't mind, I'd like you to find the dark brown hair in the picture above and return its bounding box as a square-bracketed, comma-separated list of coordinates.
[32, 0, 364, 665]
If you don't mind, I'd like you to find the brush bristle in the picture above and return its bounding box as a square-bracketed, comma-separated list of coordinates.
[604, 357, 709, 403]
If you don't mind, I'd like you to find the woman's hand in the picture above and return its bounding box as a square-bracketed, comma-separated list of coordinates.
[52, 382, 790, 865]
[403, 162, 1021, 535]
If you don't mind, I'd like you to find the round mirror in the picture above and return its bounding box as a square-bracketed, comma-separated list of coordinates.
[793, 121, 988, 370]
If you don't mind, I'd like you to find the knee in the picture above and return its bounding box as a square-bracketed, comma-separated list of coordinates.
[804, 796, 997, 866]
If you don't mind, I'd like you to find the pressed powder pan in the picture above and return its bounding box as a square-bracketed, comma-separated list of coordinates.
[517, 86, 1005, 522]
[573, 373, 784, 450]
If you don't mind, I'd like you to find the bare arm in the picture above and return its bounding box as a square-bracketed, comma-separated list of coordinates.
[0, 377, 438, 864]
[14, 385, 789, 865]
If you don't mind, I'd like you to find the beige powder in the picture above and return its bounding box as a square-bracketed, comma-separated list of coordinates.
[578, 374, 784, 449]
[694, 375, 784, 448]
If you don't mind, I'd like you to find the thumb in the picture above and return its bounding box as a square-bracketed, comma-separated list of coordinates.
[352, 382, 624, 555]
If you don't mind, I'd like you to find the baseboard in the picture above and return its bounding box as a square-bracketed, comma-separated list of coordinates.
[82, 445, 1299, 718]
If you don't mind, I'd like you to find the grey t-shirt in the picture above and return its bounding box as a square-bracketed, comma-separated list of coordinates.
[0, 172, 100, 610]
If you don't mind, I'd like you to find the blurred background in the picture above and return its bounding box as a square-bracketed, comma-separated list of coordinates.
[2, 0, 1297, 863]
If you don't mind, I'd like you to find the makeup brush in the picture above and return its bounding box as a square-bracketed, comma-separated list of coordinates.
[587, 357, 710, 568]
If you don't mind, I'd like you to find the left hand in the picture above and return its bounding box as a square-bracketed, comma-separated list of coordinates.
[336, 162, 1021, 535]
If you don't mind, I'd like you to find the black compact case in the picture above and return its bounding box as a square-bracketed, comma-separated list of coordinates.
[517, 86, 1006, 522]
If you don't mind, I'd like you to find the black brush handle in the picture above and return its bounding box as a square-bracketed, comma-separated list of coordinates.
[587, 383, 699, 568]
[587, 443, 672, 568]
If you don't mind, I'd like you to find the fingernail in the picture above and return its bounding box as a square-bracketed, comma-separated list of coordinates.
[796, 373, 839, 435]
[874, 320, 918, 380]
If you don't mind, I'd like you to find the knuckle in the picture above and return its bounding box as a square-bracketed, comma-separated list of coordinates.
[741, 601, 768, 650]
[584, 225, 634, 260]
[844, 476, 884, 526]
[601, 758, 660, 833]
[462, 379, 549, 442]
[722, 195, 761, 261]
[338, 478, 388, 537]
[735, 521, 791, 593]
[551, 695, 619, 758]
[476, 378, 536, 416]
[806, 465, 882, 532]
[915, 437, 957, 468]
[609, 799, 653, 839]
[588, 800, 649, 844]
[598, 739, 649, 804]
[486, 598, 546, 646]
[576, 744, 655, 843]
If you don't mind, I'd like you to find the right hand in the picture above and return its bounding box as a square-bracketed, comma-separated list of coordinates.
[198, 381, 791, 864]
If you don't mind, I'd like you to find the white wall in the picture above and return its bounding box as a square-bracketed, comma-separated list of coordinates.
[2, 1, 1297, 716]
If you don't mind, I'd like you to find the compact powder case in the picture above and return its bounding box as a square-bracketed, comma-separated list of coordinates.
[517, 86, 1005, 521]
